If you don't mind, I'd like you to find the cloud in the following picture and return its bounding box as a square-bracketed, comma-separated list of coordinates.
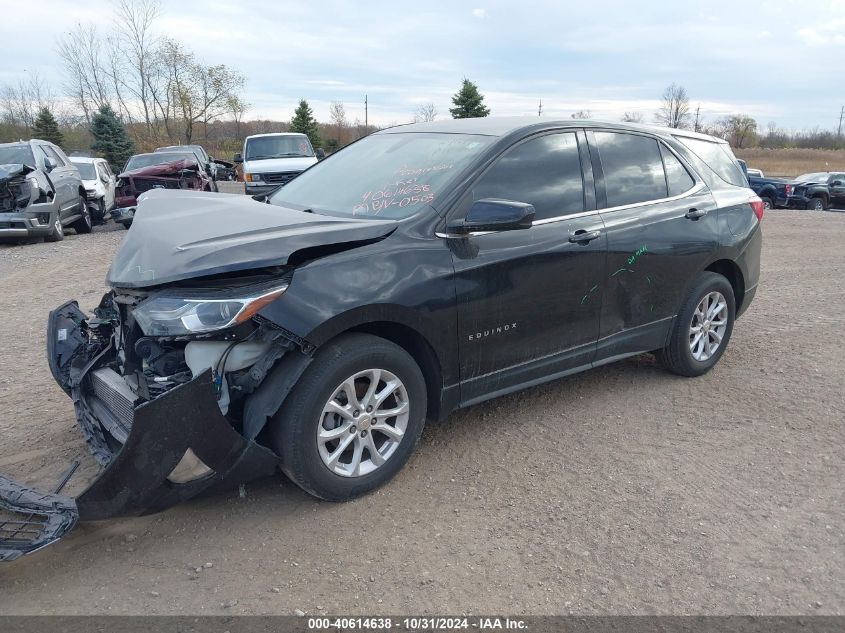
[796, 18, 845, 46]
[472, 8, 488, 19]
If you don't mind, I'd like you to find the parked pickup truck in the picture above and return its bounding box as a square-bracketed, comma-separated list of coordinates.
[785, 172, 845, 211]
[745, 171, 790, 210]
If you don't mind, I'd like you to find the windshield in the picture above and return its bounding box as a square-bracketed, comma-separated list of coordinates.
[157, 146, 207, 160]
[245, 135, 314, 160]
[125, 153, 197, 171]
[795, 172, 828, 182]
[0, 145, 35, 167]
[269, 132, 494, 219]
[72, 162, 97, 179]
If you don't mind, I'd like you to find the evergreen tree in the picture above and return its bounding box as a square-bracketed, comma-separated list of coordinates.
[449, 78, 490, 119]
[90, 105, 134, 172]
[32, 108, 64, 147]
[289, 99, 322, 149]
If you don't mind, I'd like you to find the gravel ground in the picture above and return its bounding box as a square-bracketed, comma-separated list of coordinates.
[0, 209, 842, 616]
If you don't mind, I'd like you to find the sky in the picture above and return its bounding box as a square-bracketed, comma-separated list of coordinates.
[1, 0, 843, 131]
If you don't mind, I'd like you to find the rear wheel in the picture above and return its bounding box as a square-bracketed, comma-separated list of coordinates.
[659, 272, 735, 377]
[71, 195, 92, 234]
[761, 196, 774, 211]
[270, 333, 427, 501]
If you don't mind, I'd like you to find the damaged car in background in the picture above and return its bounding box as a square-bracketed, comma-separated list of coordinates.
[112, 151, 213, 228]
[0, 118, 762, 561]
[0, 140, 92, 242]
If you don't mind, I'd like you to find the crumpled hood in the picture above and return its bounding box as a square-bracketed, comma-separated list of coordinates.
[242, 156, 317, 174]
[0, 163, 33, 181]
[119, 159, 199, 179]
[106, 189, 397, 288]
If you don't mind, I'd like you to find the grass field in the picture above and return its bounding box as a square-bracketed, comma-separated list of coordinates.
[734, 148, 845, 178]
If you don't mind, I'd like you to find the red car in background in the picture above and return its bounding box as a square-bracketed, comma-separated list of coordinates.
[112, 152, 213, 228]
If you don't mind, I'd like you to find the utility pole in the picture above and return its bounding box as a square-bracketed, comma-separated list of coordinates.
[694, 105, 701, 132]
[364, 94, 368, 134]
[838, 105, 844, 137]
[538, 99, 542, 117]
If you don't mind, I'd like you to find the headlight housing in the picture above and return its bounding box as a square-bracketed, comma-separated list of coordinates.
[245, 173, 262, 182]
[133, 283, 289, 336]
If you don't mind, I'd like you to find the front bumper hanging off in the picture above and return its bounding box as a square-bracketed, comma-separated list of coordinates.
[0, 303, 281, 562]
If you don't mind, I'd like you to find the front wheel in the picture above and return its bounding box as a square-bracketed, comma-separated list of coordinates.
[270, 333, 427, 501]
[807, 197, 826, 211]
[44, 213, 64, 242]
[659, 272, 735, 377]
[761, 196, 774, 211]
[71, 195, 92, 234]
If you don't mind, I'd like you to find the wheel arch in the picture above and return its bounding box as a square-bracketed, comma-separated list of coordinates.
[341, 321, 445, 422]
[704, 259, 745, 310]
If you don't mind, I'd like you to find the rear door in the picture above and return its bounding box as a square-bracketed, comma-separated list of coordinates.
[588, 130, 720, 359]
[448, 130, 607, 403]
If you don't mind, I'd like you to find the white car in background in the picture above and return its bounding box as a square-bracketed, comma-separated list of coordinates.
[235, 132, 321, 196]
[69, 157, 116, 224]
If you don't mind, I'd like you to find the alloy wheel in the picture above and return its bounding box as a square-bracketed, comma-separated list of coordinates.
[689, 291, 728, 362]
[316, 369, 410, 477]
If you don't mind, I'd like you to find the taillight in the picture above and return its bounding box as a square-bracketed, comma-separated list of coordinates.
[750, 197, 764, 221]
[785, 184, 792, 196]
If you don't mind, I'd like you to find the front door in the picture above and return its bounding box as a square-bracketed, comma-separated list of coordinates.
[830, 173, 845, 207]
[447, 130, 607, 404]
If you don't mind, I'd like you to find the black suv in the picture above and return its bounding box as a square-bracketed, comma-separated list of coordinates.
[0, 119, 762, 560]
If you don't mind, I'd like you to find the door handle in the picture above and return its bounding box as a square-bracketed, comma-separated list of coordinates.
[569, 229, 602, 243]
[685, 208, 708, 219]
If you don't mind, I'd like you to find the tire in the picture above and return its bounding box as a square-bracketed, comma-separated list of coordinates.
[44, 212, 64, 242]
[807, 197, 826, 211]
[71, 195, 92, 234]
[659, 272, 736, 377]
[270, 333, 427, 501]
[761, 196, 774, 211]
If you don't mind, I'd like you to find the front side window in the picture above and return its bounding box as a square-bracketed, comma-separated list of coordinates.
[594, 132, 667, 207]
[660, 144, 696, 196]
[269, 132, 494, 220]
[464, 132, 584, 221]
[42, 145, 66, 166]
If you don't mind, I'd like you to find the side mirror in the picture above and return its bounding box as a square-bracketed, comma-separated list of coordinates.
[233, 153, 243, 163]
[447, 199, 535, 234]
[833, 180, 843, 187]
[44, 157, 57, 172]
[315, 148, 326, 160]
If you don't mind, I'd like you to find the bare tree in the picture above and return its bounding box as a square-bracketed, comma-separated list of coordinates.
[655, 83, 691, 129]
[571, 110, 592, 119]
[227, 94, 250, 139]
[0, 73, 57, 132]
[413, 102, 438, 123]
[328, 101, 349, 147]
[621, 111, 644, 123]
[57, 23, 113, 123]
[112, 0, 161, 139]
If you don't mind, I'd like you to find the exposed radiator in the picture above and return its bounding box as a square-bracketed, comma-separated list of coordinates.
[90, 368, 137, 431]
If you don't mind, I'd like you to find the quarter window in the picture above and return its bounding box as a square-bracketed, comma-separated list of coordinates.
[660, 144, 695, 196]
[593, 132, 667, 207]
[466, 132, 584, 221]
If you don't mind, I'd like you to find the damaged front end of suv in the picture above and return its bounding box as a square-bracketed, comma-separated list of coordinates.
[0, 188, 398, 561]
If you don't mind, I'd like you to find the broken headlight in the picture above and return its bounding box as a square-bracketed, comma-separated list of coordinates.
[133, 284, 288, 336]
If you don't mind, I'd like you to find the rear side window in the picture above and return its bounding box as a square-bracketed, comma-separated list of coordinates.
[593, 132, 667, 207]
[675, 136, 745, 187]
[660, 144, 695, 196]
[467, 132, 584, 221]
